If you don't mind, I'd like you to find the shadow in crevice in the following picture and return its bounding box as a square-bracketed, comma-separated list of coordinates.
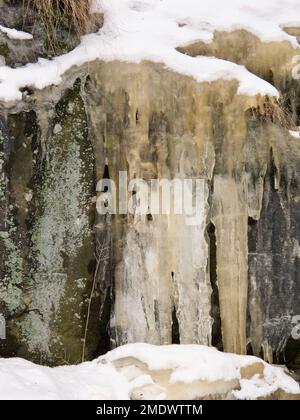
[172, 306, 180, 344]
[207, 222, 223, 351]
[171, 272, 180, 344]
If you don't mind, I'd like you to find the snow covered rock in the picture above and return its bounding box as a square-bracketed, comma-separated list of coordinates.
[2, 0, 300, 102]
[0, 344, 299, 400]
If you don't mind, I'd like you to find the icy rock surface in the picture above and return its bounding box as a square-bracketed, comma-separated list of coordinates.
[0, 0, 299, 368]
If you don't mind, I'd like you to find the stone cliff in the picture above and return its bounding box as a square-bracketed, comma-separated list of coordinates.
[0, 1, 299, 371]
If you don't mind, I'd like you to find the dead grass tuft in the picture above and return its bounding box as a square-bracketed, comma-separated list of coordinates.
[249, 96, 294, 128]
[24, 0, 92, 53]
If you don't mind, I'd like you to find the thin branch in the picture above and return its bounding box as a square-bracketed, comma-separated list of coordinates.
[81, 238, 109, 363]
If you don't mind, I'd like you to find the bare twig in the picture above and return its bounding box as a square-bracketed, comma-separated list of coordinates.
[81, 238, 109, 363]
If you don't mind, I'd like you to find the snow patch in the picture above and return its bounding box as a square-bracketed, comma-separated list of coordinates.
[0, 357, 129, 400]
[0, 25, 33, 40]
[289, 129, 300, 138]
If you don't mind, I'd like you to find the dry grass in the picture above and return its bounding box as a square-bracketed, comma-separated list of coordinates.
[24, 0, 92, 53]
[249, 96, 293, 128]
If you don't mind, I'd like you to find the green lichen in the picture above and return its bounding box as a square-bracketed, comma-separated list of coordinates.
[0, 43, 9, 62]
[0, 223, 24, 313]
[18, 80, 96, 363]
[0, 128, 6, 202]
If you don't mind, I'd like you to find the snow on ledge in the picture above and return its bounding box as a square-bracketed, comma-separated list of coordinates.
[0, 25, 33, 41]
[289, 129, 300, 138]
[2, 0, 300, 102]
[0, 344, 299, 400]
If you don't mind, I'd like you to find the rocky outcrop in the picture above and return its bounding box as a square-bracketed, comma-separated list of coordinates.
[0, 18, 299, 368]
[0, 81, 100, 363]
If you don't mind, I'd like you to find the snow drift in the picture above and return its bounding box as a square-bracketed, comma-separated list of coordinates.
[0, 344, 299, 400]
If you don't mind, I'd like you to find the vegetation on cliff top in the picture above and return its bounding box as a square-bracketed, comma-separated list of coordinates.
[24, 0, 92, 52]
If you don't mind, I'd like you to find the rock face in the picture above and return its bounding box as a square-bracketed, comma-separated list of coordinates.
[0, 18, 299, 367]
[0, 80, 101, 363]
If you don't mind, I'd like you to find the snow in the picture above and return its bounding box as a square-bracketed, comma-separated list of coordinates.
[0, 344, 299, 400]
[0, 357, 129, 400]
[1, 0, 300, 102]
[0, 25, 33, 40]
[289, 129, 300, 138]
